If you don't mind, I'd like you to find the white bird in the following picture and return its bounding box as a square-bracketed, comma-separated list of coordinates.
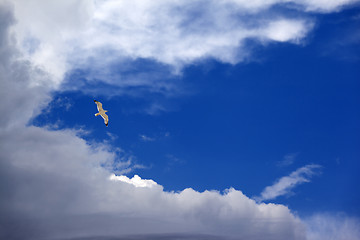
[94, 100, 109, 126]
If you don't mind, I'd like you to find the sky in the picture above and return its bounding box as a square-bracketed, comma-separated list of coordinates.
[0, 0, 359, 239]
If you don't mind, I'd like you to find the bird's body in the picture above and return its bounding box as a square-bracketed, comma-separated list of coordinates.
[94, 100, 109, 126]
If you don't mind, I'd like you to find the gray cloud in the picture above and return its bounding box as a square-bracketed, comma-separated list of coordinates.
[0, 2, 50, 129]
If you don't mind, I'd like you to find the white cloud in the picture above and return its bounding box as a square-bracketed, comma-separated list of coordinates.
[110, 174, 158, 188]
[7, 0, 358, 99]
[140, 134, 155, 142]
[68, 0, 313, 67]
[277, 152, 299, 167]
[294, 0, 360, 12]
[256, 164, 321, 201]
[11, 0, 94, 84]
[262, 19, 312, 43]
[305, 213, 360, 240]
[10, 0, 354, 96]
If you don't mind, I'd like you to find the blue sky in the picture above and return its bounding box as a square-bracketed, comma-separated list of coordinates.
[1, 1, 360, 239]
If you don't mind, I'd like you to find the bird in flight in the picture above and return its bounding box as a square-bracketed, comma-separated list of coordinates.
[94, 100, 109, 126]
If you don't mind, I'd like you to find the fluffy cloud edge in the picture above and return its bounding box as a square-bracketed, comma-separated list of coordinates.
[109, 174, 158, 188]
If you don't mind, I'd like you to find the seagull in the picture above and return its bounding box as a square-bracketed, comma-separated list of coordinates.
[94, 100, 109, 126]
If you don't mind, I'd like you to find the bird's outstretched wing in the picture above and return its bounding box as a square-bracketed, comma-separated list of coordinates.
[94, 100, 104, 112]
[100, 113, 109, 126]
[94, 100, 109, 126]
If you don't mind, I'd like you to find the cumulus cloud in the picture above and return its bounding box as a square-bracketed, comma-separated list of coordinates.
[0, 125, 306, 239]
[256, 164, 321, 201]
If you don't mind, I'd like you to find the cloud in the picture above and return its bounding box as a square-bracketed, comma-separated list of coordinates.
[261, 19, 311, 43]
[140, 134, 155, 142]
[294, 0, 360, 12]
[0, 126, 307, 239]
[305, 213, 360, 240]
[9, 0, 349, 97]
[277, 152, 299, 167]
[256, 164, 321, 201]
[0, 1, 51, 129]
[110, 174, 158, 188]
[165, 154, 185, 171]
[7, 0, 358, 101]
